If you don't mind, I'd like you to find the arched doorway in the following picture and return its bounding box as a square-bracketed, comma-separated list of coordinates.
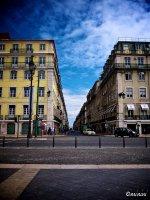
[22, 122, 29, 135]
[7, 123, 15, 134]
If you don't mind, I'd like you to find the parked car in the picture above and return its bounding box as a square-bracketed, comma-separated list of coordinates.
[114, 127, 139, 137]
[83, 129, 96, 135]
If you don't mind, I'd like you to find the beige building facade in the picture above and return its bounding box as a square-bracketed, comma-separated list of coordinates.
[0, 33, 68, 136]
[74, 40, 150, 135]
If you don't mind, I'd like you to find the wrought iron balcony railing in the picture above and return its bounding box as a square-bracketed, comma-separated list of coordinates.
[3, 115, 47, 121]
[0, 62, 54, 69]
[20, 115, 29, 120]
[114, 63, 150, 69]
[125, 115, 150, 120]
[5, 115, 16, 120]
[10, 48, 34, 54]
[38, 115, 47, 120]
[114, 49, 150, 55]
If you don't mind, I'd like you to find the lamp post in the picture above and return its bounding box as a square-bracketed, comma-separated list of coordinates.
[27, 56, 36, 138]
[118, 91, 125, 128]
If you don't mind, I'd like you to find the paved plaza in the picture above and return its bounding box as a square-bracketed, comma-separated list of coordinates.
[0, 135, 150, 200]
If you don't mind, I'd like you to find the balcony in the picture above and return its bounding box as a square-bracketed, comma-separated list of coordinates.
[0, 64, 4, 68]
[115, 49, 150, 55]
[125, 115, 150, 120]
[1, 62, 53, 69]
[114, 63, 150, 70]
[20, 115, 29, 120]
[38, 115, 47, 120]
[5, 115, 16, 120]
[11, 63, 18, 68]
[10, 48, 34, 54]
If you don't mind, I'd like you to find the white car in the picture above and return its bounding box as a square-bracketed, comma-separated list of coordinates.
[83, 129, 96, 135]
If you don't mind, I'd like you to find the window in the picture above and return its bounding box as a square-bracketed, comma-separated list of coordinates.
[39, 87, 45, 97]
[125, 72, 132, 80]
[123, 44, 129, 50]
[0, 57, 4, 65]
[38, 105, 44, 115]
[39, 70, 45, 79]
[138, 57, 144, 65]
[24, 87, 29, 97]
[0, 44, 5, 51]
[24, 70, 30, 79]
[23, 105, 29, 115]
[0, 87, 2, 97]
[25, 57, 31, 64]
[12, 57, 18, 64]
[9, 105, 15, 115]
[139, 88, 146, 98]
[141, 110, 147, 116]
[126, 88, 133, 98]
[0, 105, 1, 115]
[39, 57, 46, 64]
[26, 44, 32, 51]
[138, 72, 145, 80]
[124, 57, 130, 66]
[10, 87, 16, 97]
[13, 44, 19, 51]
[40, 44, 45, 50]
[128, 110, 134, 118]
[10, 70, 17, 79]
[0, 71, 3, 79]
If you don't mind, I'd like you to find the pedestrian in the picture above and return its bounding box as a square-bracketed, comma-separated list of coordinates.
[47, 127, 52, 135]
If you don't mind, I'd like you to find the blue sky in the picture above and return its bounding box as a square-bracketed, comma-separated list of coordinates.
[0, 0, 150, 126]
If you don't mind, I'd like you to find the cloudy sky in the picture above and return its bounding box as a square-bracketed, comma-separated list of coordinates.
[0, 0, 150, 126]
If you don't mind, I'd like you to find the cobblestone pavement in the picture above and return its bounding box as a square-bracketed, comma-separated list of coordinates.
[0, 166, 150, 200]
[0, 148, 150, 164]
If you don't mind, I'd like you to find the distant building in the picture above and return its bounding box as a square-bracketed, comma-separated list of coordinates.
[74, 39, 150, 135]
[0, 33, 68, 136]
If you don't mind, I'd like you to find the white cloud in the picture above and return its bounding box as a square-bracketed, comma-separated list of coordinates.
[60, 0, 150, 69]
[39, 0, 150, 125]
[63, 88, 88, 126]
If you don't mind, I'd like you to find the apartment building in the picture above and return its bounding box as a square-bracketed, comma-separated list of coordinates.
[0, 33, 68, 136]
[74, 39, 150, 135]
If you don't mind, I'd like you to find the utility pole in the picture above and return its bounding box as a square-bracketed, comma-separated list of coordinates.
[35, 72, 40, 137]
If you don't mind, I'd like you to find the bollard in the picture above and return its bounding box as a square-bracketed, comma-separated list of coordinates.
[27, 138, 29, 147]
[75, 136, 77, 148]
[99, 136, 101, 148]
[3, 136, 5, 147]
[123, 136, 125, 148]
[53, 136, 55, 148]
[145, 137, 148, 148]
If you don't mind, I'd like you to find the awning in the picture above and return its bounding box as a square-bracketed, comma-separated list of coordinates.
[141, 104, 149, 110]
[127, 104, 135, 110]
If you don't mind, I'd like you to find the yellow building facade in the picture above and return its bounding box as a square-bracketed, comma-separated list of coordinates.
[0, 33, 68, 135]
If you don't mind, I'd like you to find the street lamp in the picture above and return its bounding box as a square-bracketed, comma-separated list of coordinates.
[27, 55, 36, 138]
[118, 92, 125, 99]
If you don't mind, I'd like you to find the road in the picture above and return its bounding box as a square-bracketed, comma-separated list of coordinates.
[0, 135, 149, 148]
